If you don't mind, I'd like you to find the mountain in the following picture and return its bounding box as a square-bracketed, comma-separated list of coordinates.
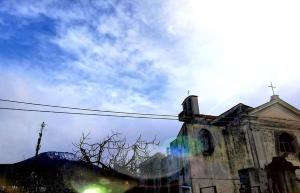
[0, 151, 138, 193]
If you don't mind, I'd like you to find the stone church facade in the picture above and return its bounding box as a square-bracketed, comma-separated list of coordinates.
[169, 94, 300, 193]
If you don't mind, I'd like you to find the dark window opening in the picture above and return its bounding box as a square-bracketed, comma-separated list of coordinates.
[279, 133, 295, 153]
[198, 129, 214, 155]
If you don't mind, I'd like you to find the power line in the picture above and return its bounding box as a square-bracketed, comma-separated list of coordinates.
[1, 98, 298, 123]
[0, 107, 178, 120]
[0, 98, 178, 118]
[0, 106, 298, 126]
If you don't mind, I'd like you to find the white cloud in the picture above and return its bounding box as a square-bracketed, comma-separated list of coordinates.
[0, 0, 299, 163]
[157, 0, 300, 112]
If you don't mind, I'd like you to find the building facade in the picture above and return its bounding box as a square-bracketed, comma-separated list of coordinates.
[170, 94, 300, 193]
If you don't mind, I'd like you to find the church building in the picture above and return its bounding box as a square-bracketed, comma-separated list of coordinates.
[169, 94, 300, 193]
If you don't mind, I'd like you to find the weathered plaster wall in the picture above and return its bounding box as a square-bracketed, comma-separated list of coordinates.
[186, 123, 254, 193]
[249, 100, 300, 167]
[250, 124, 300, 168]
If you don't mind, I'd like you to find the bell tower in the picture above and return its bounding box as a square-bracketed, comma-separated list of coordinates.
[178, 95, 200, 122]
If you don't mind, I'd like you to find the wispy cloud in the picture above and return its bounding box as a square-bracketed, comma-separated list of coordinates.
[0, 0, 299, 163]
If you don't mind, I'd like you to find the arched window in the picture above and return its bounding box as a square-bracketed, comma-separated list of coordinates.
[198, 129, 214, 155]
[279, 133, 295, 153]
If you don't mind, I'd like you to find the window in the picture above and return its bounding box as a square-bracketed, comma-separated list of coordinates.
[279, 133, 295, 153]
[198, 129, 214, 155]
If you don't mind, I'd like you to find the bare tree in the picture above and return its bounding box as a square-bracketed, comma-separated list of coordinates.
[73, 131, 159, 175]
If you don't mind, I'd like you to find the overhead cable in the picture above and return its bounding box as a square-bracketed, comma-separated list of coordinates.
[0, 98, 177, 118]
[0, 107, 178, 120]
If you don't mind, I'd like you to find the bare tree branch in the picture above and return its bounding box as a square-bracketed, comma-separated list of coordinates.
[73, 131, 159, 175]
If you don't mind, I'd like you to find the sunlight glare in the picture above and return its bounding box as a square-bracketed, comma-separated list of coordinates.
[82, 186, 107, 193]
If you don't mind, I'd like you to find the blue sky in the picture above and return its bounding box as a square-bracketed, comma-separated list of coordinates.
[0, 0, 299, 163]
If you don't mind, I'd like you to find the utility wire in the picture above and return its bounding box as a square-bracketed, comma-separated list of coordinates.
[0, 106, 298, 126]
[0, 107, 178, 120]
[0, 98, 178, 118]
[0, 98, 299, 122]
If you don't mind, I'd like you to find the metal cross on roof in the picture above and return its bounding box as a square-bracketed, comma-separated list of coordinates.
[268, 82, 276, 95]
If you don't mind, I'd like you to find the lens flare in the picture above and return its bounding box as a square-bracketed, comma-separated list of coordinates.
[82, 186, 107, 193]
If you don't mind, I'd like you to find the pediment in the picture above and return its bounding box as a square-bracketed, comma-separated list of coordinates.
[249, 98, 300, 121]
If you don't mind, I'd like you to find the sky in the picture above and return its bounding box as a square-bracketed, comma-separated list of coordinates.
[0, 0, 299, 164]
